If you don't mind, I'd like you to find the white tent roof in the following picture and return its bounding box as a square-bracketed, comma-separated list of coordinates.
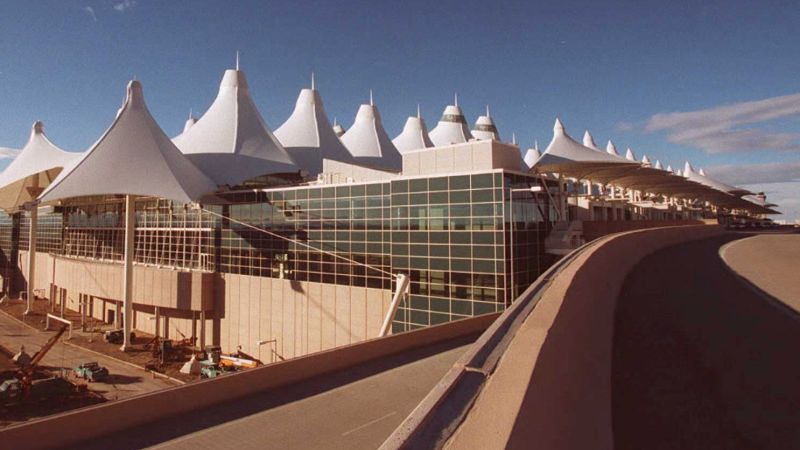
[274, 78, 355, 176]
[392, 106, 434, 153]
[429, 96, 473, 146]
[684, 161, 752, 196]
[641, 154, 651, 166]
[625, 148, 636, 161]
[471, 105, 501, 141]
[0, 122, 79, 211]
[583, 130, 600, 150]
[182, 111, 196, 133]
[606, 140, 620, 156]
[172, 69, 298, 186]
[40, 81, 217, 204]
[340, 95, 403, 171]
[332, 118, 346, 137]
[533, 119, 639, 180]
[523, 142, 541, 169]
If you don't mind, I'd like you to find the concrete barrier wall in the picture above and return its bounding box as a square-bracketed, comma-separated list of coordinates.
[445, 224, 726, 450]
[582, 219, 703, 241]
[0, 313, 498, 450]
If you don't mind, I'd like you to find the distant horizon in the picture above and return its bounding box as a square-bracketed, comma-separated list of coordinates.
[0, 0, 797, 219]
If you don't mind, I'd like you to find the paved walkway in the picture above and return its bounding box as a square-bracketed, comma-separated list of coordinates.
[0, 311, 175, 402]
[79, 334, 478, 450]
[612, 233, 800, 450]
[720, 233, 800, 312]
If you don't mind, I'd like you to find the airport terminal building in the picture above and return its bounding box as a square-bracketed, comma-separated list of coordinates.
[0, 67, 776, 363]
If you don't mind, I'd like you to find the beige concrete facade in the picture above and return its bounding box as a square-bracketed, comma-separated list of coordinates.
[18, 250, 393, 362]
[401, 140, 523, 176]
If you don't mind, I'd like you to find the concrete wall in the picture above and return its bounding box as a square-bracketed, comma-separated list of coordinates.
[402, 141, 522, 176]
[582, 219, 703, 241]
[16, 251, 394, 361]
[0, 313, 498, 450]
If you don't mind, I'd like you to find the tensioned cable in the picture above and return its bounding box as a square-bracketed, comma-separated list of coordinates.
[200, 206, 398, 279]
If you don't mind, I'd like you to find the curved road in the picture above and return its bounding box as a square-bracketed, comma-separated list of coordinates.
[612, 233, 800, 450]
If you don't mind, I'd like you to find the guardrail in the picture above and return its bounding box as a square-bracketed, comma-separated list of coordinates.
[381, 238, 599, 450]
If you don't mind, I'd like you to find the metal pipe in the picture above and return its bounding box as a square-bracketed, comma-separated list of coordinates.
[379, 273, 409, 337]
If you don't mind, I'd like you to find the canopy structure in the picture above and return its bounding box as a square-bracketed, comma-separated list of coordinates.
[532, 119, 640, 180]
[41, 80, 217, 204]
[523, 142, 541, 169]
[173, 68, 298, 186]
[582, 130, 601, 151]
[182, 111, 196, 133]
[683, 162, 753, 197]
[332, 118, 346, 137]
[0, 122, 78, 212]
[429, 94, 473, 146]
[471, 105, 501, 141]
[274, 76, 356, 176]
[340, 93, 403, 171]
[393, 105, 434, 153]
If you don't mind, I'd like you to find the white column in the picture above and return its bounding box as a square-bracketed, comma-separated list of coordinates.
[24, 205, 37, 315]
[121, 195, 135, 351]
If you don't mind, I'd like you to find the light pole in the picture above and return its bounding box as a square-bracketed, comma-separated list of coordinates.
[508, 186, 544, 303]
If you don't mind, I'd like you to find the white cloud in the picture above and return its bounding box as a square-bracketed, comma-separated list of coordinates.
[113, 0, 136, 12]
[83, 6, 97, 21]
[639, 93, 800, 153]
[0, 147, 19, 160]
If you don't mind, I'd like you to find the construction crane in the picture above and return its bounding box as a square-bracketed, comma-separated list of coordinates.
[1, 324, 69, 401]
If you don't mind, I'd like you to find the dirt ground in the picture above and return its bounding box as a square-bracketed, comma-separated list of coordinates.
[0, 342, 106, 428]
[1, 298, 197, 383]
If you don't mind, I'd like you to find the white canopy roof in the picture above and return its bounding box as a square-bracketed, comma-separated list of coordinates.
[332, 118, 346, 137]
[606, 140, 620, 156]
[0, 122, 79, 211]
[532, 119, 639, 180]
[40, 81, 217, 204]
[274, 78, 355, 176]
[523, 142, 541, 169]
[625, 148, 636, 161]
[172, 69, 298, 186]
[583, 130, 600, 150]
[429, 96, 473, 146]
[340, 95, 403, 171]
[471, 105, 501, 141]
[684, 161, 752, 196]
[392, 106, 434, 153]
[182, 111, 196, 133]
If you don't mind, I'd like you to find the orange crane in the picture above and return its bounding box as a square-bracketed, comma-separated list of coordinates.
[15, 324, 68, 396]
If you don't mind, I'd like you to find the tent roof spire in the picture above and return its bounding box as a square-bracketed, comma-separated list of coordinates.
[311, 72, 315, 90]
[235, 51, 240, 70]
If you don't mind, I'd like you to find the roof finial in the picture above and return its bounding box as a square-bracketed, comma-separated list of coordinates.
[311, 72, 315, 90]
[454, 92, 459, 107]
[188, 108, 193, 120]
[486, 104, 490, 118]
[554, 117, 565, 134]
[416, 103, 421, 119]
[512, 132, 517, 145]
[236, 51, 240, 70]
[534, 139, 539, 150]
[333, 116, 338, 127]
[369, 89, 374, 106]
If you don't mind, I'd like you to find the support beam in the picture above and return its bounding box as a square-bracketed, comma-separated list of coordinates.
[379, 273, 410, 337]
[121, 195, 135, 351]
[24, 204, 37, 315]
[199, 310, 206, 349]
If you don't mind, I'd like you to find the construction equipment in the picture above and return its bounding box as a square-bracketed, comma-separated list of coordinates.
[73, 362, 109, 382]
[103, 329, 136, 345]
[1, 324, 70, 403]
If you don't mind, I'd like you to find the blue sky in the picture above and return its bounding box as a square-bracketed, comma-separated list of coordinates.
[0, 0, 798, 219]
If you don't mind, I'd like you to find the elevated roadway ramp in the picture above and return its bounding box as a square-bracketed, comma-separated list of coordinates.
[385, 227, 800, 450]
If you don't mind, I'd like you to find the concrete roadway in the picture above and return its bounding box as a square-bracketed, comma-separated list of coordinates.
[612, 233, 800, 450]
[79, 334, 478, 450]
[0, 311, 175, 402]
